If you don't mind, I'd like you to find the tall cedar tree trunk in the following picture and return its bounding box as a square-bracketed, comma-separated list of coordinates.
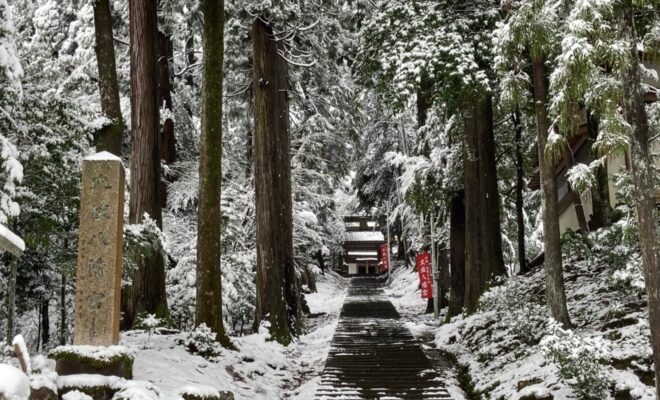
[60, 273, 66, 345]
[513, 110, 527, 273]
[621, 2, 660, 395]
[464, 93, 505, 314]
[315, 249, 326, 274]
[477, 95, 506, 281]
[532, 56, 571, 327]
[92, 0, 123, 155]
[185, 18, 196, 88]
[196, 0, 232, 348]
[397, 219, 406, 262]
[586, 112, 611, 229]
[438, 243, 449, 308]
[158, 32, 176, 208]
[463, 95, 482, 314]
[417, 81, 435, 312]
[124, 0, 168, 329]
[41, 299, 49, 347]
[253, 18, 300, 345]
[448, 191, 465, 317]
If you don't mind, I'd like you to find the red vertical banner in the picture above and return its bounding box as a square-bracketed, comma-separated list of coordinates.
[416, 252, 432, 299]
[380, 243, 389, 272]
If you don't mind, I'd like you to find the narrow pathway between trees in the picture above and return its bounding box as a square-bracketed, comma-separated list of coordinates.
[315, 277, 453, 399]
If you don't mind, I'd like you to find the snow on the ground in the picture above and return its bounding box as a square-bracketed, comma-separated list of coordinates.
[61, 390, 93, 400]
[385, 225, 656, 400]
[0, 363, 30, 400]
[384, 266, 467, 400]
[125, 270, 346, 400]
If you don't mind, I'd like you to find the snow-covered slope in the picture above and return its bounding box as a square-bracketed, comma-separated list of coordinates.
[385, 224, 656, 400]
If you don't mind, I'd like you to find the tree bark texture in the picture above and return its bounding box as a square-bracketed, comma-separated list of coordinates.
[448, 191, 465, 318]
[315, 249, 326, 274]
[195, 0, 232, 348]
[60, 273, 66, 345]
[463, 93, 506, 314]
[438, 243, 449, 308]
[92, 0, 124, 155]
[532, 56, 571, 327]
[514, 110, 527, 273]
[41, 299, 50, 347]
[158, 31, 176, 208]
[252, 18, 300, 345]
[621, 3, 660, 395]
[124, 0, 168, 328]
[464, 95, 482, 315]
[476, 95, 506, 280]
[185, 18, 196, 88]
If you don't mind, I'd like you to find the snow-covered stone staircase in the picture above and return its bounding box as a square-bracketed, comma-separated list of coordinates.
[316, 277, 452, 399]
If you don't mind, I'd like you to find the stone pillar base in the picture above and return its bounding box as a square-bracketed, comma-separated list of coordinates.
[49, 345, 133, 379]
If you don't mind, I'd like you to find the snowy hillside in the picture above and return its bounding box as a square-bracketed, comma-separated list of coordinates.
[386, 222, 656, 400]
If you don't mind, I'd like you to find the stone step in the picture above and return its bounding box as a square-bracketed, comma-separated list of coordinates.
[315, 277, 454, 399]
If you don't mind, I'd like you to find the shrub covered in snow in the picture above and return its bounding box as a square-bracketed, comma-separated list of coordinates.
[136, 314, 161, 349]
[480, 277, 549, 345]
[123, 217, 168, 288]
[542, 320, 610, 400]
[182, 324, 219, 358]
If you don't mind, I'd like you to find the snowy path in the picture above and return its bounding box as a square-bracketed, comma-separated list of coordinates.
[315, 277, 453, 399]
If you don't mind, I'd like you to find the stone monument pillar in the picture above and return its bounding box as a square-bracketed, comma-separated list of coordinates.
[73, 151, 125, 346]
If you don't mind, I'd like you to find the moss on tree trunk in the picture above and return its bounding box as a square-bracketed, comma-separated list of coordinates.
[195, 0, 233, 349]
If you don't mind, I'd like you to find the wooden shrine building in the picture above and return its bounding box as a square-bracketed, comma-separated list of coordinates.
[340, 216, 386, 275]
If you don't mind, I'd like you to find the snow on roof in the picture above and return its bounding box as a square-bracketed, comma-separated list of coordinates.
[344, 230, 384, 242]
[84, 151, 122, 162]
[355, 257, 379, 261]
[347, 250, 378, 256]
[0, 223, 24, 256]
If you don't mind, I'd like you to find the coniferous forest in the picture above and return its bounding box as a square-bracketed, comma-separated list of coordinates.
[0, 1, 659, 399]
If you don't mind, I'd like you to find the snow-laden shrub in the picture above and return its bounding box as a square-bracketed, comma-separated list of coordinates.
[560, 230, 592, 265]
[592, 218, 637, 271]
[221, 250, 256, 336]
[588, 216, 645, 295]
[479, 277, 549, 344]
[136, 314, 160, 348]
[167, 253, 196, 332]
[182, 324, 219, 358]
[541, 320, 610, 400]
[610, 254, 645, 294]
[123, 216, 168, 282]
[166, 245, 255, 335]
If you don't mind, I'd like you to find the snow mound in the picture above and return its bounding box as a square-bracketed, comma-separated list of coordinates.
[177, 384, 222, 398]
[0, 364, 30, 400]
[62, 390, 93, 400]
[113, 380, 160, 400]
